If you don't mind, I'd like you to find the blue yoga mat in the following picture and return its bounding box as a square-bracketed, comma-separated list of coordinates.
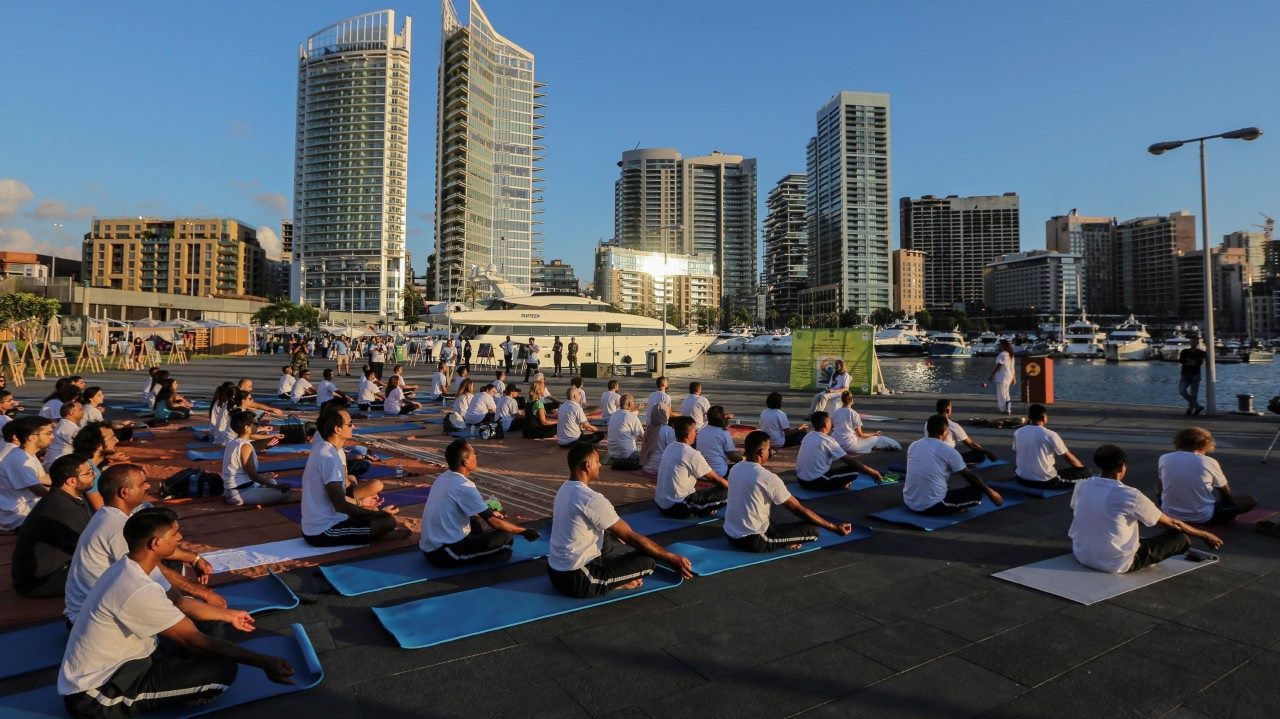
[869, 493, 1025, 531]
[374, 567, 683, 649]
[665, 525, 872, 576]
[788, 473, 898, 501]
[218, 570, 300, 614]
[354, 422, 425, 435]
[188, 443, 312, 461]
[0, 623, 323, 719]
[273, 464, 401, 487]
[321, 536, 551, 596]
[258, 457, 310, 472]
[887, 458, 1009, 473]
[987, 479, 1072, 499]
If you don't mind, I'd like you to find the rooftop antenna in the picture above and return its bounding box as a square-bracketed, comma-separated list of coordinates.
[633, 140, 641, 150]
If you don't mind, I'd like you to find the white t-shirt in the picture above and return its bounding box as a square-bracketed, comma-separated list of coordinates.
[58, 557, 185, 696]
[82, 403, 104, 426]
[681, 395, 710, 429]
[796, 431, 847, 481]
[831, 407, 862, 454]
[924, 418, 969, 448]
[316, 380, 338, 405]
[827, 372, 850, 393]
[300, 441, 349, 536]
[209, 401, 229, 439]
[600, 390, 621, 421]
[1, 448, 49, 530]
[656, 442, 713, 509]
[1158, 451, 1228, 524]
[419, 470, 489, 552]
[903, 437, 968, 511]
[643, 425, 677, 476]
[1013, 425, 1069, 483]
[995, 351, 1014, 384]
[221, 437, 257, 505]
[64, 506, 169, 622]
[277, 374, 295, 395]
[43, 418, 80, 468]
[758, 408, 790, 448]
[384, 386, 405, 414]
[451, 392, 472, 420]
[1069, 476, 1163, 573]
[548, 480, 620, 572]
[695, 426, 736, 476]
[492, 379, 507, 395]
[724, 461, 792, 539]
[647, 390, 671, 423]
[40, 399, 63, 420]
[358, 377, 379, 403]
[370, 347, 387, 363]
[430, 372, 448, 397]
[495, 395, 519, 430]
[607, 410, 644, 459]
[465, 392, 497, 424]
[525, 344, 540, 366]
[290, 377, 314, 403]
[556, 400, 588, 445]
[0, 415, 11, 431]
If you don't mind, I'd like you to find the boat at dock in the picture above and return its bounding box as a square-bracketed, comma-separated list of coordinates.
[926, 327, 972, 358]
[1104, 315, 1154, 361]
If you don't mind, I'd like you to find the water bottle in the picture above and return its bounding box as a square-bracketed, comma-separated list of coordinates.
[486, 495, 503, 513]
[395, 462, 405, 478]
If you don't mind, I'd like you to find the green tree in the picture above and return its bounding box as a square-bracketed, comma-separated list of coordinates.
[697, 305, 720, 331]
[251, 299, 320, 329]
[664, 303, 681, 327]
[732, 307, 753, 327]
[869, 307, 897, 326]
[785, 312, 802, 330]
[402, 283, 421, 325]
[0, 292, 61, 325]
[913, 309, 933, 329]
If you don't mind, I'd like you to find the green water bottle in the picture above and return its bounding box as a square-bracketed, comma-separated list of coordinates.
[486, 496, 503, 513]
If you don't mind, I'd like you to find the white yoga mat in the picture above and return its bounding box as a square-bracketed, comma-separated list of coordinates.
[992, 552, 1216, 605]
[204, 538, 347, 574]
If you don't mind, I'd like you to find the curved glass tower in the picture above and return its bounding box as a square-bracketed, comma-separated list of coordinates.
[293, 10, 411, 318]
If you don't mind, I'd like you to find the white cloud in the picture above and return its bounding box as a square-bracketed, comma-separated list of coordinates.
[256, 226, 282, 259]
[27, 199, 68, 219]
[0, 179, 35, 219]
[0, 227, 80, 259]
[254, 193, 289, 215]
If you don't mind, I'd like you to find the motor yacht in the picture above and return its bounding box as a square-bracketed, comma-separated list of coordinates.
[1104, 315, 1154, 361]
[875, 319, 928, 356]
[708, 326, 754, 354]
[972, 332, 1001, 357]
[926, 327, 972, 358]
[1063, 314, 1106, 358]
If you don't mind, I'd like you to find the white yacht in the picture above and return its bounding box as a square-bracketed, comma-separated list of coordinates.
[875, 319, 928, 356]
[972, 332, 1001, 357]
[1104, 315, 1154, 361]
[744, 330, 792, 355]
[708, 326, 754, 354]
[926, 327, 972, 358]
[1158, 326, 1196, 361]
[1064, 314, 1106, 358]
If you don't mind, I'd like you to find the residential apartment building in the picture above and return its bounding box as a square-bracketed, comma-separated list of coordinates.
[1113, 211, 1196, 319]
[293, 9, 411, 317]
[1046, 210, 1116, 313]
[982, 250, 1083, 316]
[1222, 230, 1267, 280]
[433, 0, 544, 300]
[762, 173, 808, 324]
[802, 91, 893, 318]
[532, 258, 580, 294]
[1178, 247, 1249, 333]
[901, 193, 1020, 311]
[83, 217, 267, 297]
[280, 219, 293, 260]
[891, 248, 926, 315]
[593, 245, 719, 327]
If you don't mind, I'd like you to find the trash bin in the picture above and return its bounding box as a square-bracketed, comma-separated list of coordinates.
[1020, 356, 1054, 404]
[645, 349, 658, 374]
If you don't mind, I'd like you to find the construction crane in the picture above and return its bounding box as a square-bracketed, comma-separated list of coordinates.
[1252, 212, 1274, 241]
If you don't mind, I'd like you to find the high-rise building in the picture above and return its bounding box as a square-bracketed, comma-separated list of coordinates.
[594, 244, 719, 327]
[1178, 247, 1249, 333]
[84, 217, 267, 297]
[983, 250, 1083, 316]
[280, 219, 293, 260]
[1222, 230, 1267, 280]
[1046, 210, 1116, 313]
[433, 0, 544, 300]
[801, 91, 893, 318]
[762, 173, 808, 324]
[1114, 211, 1196, 319]
[293, 10, 411, 317]
[891, 248, 926, 315]
[900, 194, 1020, 311]
[614, 149, 685, 254]
[531, 258, 580, 294]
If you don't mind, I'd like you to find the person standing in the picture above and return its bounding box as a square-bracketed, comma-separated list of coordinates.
[523, 337, 541, 382]
[567, 337, 579, 375]
[334, 336, 351, 376]
[986, 338, 1016, 415]
[462, 339, 473, 373]
[369, 341, 387, 381]
[1177, 336, 1208, 416]
[500, 335, 514, 374]
[552, 336, 564, 378]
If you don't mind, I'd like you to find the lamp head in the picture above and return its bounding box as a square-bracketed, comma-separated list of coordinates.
[1221, 127, 1263, 141]
[1148, 140, 1184, 155]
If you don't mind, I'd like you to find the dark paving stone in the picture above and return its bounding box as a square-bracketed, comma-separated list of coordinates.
[1213, 533, 1280, 577]
[428, 678, 592, 719]
[1171, 589, 1280, 649]
[844, 571, 991, 624]
[1242, 565, 1280, 597]
[221, 684, 364, 719]
[918, 583, 1067, 642]
[1106, 563, 1255, 620]
[502, 592, 680, 644]
[645, 641, 893, 718]
[1124, 623, 1262, 678]
[801, 655, 1024, 718]
[1184, 650, 1280, 718]
[1163, 708, 1213, 719]
[320, 630, 517, 687]
[844, 619, 972, 672]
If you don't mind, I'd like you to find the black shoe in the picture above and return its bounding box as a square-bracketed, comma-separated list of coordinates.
[1185, 406, 1194, 416]
[1193, 405, 1205, 416]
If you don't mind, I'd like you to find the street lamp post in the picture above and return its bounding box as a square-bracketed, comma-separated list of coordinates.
[1148, 126, 1263, 416]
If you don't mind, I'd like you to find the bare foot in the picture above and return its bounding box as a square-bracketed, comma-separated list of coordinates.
[383, 526, 412, 540]
[841, 482, 852, 491]
[617, 578, 645, 590]
[785, 543, 804, 550]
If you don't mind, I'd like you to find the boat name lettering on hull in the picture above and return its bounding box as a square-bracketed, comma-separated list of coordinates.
[519, 313, 541, 319]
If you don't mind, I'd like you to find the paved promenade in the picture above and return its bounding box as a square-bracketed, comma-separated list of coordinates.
[4, 355, 1278, 718]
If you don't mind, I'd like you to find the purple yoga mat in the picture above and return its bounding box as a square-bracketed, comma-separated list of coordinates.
[274, 485, 432, 523]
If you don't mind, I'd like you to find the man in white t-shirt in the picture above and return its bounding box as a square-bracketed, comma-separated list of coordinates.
[464, 384, 499, 426]
[694, 406, 742, 477]
[43, 400, 85, 468]
[929, 399, 997, 465]
[606, 394, 646, 470]
[759, 391, 808, 448]
[425, 362, 449, 402]
[0, 416, 54, 531]
[681, 382, 711, 429]
[724, 430, 854, 553]
[316, 368, 349, 407]
[420, 440, 541, 566]
[1013, 404, 1088, 489]
[796, 411, 882, 492]
[556, 389, 603, 447]
[657, 416, 729, 517]
[904, 415, 1004, 515]
[599, 380, 622, 423]
[492, 369, 508, 396]
[809, 359, 850, 414]
[450, 366, 471, 396]
[647, 376, 673, 425]
[495, 386, 524, 433]
[1158, 427, 1258, 524]
[290, 368, 317, 403]
[357, 368, 386, 411]
[59, 507, 293, 716]
[1070, 444, 1222, 573]
[275, 366, 296, 398]
[301, 410, 408, 546]
[547, 444, 693, 598]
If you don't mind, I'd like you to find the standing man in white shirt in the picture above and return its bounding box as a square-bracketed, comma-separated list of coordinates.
[928, 399, 998, 465]
[44, 400, 85, 468]
[1158, 427, 1258, 524]
[1013, 404, 1088, 489]
[500, 335, 514, 373]
[522, 337, 540, 382]
[796, 411, 883, 492]
[547, 444, 693, 598]
[724, 431, 854, 553]
[695, 406, 742, 478]
[301, 410, 408, 546]
[1070, 444, 1222, 573]
[420, 440, 541, 567]
[599, 380, 622, 423]
[656, 416, 729, 517]
[681, 382, 711, 429]
[903, 415, 1004, 516]
[0, 416, 54, 531]
[647, 376, 673, 425]
[290, 368, 317, 404]
[369, 342, 388, 381]
[556, 388, 603, 447]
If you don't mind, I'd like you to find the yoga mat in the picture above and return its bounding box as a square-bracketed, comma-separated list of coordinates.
[887, 458, 1009, 473]
[354, 422, 424, 435]
[988, 479, 1072, 499]
[374, 567, 683, 649]
[320, 536, 551, 596]
[218, 570, 300, 614]
[274, 486, 433, 523]
[860, 414, 897, 422]
[869, 493, 1025, 531]
[0, 623, 323, 719]
[788, 473, 898, 501]
[666, 525, 873, 576]
[204, 538, 351, 574]
[258, 457, 310, 472]
[273, 464, 401, 487]
[993, 552, 1218, 605]
[188, 444, 313, 461]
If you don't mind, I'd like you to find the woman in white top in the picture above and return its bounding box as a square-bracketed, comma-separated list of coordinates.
[222, 410, 289, 506]
[79, 386, 136, 442]
[1158, 427, 1258, 524]
[445, 378, 473, 432]
[640, 406, 676, 476]
[383, 375, 422, 416]
[207, 382, 236, 444]
[987, 339, 1016, 415]
[810, 359, 850, 414]
[606, 394, 645, 470]
[832, 391, 901, 454]
[759, 391, 808, 448]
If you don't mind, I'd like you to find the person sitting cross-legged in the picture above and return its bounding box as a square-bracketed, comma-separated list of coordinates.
[1158, 427, 1258, 525]
[12, 454, 96, 598]
[656, 416, 729, 518]
[222, 410, 290, 507]
[419, 439, 540, 567]
[796, 411, 883, 492]
[463, 384, 498, 428]
[547, 444, 693, 598]
[1013, 403, 1089, 489]
[289, 368, 317, 404]
[723, 431, 856, 552]
[758, 391, 808, 448]
[556, 387, 603, 447]
[695, 405, 742, 478]
[356, 368, 385, 412]
[606, 393, 645, 471]
[58, 508, 294, 719]
[599, 380, 622, 423]
[383, 375, 422, 416]
[903, 415, 1004, 516]
[680, 382, 711, 429]
[1071, 444, 1223, 573]
[300, 410, 409, 547]
[275, 366, 295, 399]
[928, 398, 998, 465]
[495, 385, 524, 435]
[831, 391, 901, 453]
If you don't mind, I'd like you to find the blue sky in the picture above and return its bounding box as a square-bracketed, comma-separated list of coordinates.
[2, 0, 1278, 281]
